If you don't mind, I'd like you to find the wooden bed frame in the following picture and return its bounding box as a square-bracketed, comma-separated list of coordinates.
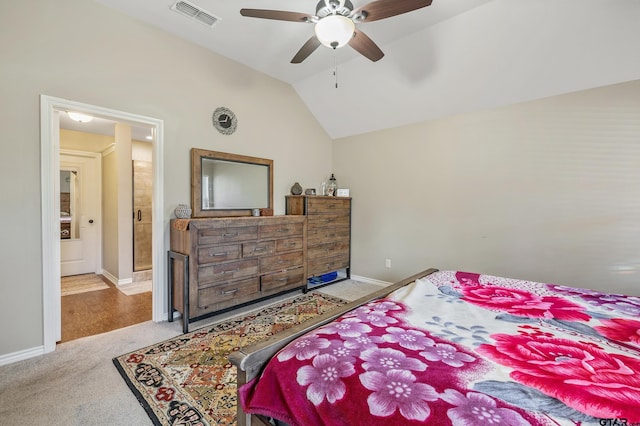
[228, 267, 439, 426]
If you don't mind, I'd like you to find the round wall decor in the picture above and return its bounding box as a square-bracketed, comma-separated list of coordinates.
[212, 107, 237, 135]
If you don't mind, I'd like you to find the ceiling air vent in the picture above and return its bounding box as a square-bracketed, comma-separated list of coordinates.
[171, 0, 220, 28]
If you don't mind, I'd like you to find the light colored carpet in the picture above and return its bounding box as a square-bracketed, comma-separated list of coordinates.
[117, 280, 152, 296]
[61, 274, 109, 296]
[113, 292, 347, 425]
[0, 278, 388, 426]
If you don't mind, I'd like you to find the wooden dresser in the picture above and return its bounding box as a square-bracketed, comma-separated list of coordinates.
[285, 195, 351, 289]
[169, 215, 307, 332]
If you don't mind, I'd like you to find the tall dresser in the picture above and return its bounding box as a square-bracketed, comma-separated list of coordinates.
[169, 215, 306, 332]
[285, 195, 351, 289]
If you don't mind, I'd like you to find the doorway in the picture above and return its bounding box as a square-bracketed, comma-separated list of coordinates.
[40, 95, 165, 353]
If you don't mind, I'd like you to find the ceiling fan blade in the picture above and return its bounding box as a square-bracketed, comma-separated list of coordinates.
[351, 0, 432, 22]
[291, 36, 322, 63]
[240, 9, 313, 23]
[348, 29, 384, 62]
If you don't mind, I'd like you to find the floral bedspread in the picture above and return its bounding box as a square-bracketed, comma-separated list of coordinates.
[239, 271, 640, 425]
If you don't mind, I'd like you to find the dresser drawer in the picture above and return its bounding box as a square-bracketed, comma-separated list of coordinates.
[261, 267, 305, 293]
[197, 244, 241, 264]
[308, 213, 349, 229]
[198, 258, 259, 285]
[197, 226, 258, 245]
[308, 254, 349, 277]
[307, 227, 350, 245]
[242, 241, 275, 257]
[198, 277, 260, 307]
[307, 197, 350, 214]
[260, 251, 303, 274]
[276, 237, 303, 253]
[308, 240, 350, 259]
[260, 222, 304, 239]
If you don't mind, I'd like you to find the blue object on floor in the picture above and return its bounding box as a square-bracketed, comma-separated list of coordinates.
[308, 271, 339, 286]
[320, 271, 338, 282]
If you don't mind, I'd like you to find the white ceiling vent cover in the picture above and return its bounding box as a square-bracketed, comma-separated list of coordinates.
[171, 0, 220, 28]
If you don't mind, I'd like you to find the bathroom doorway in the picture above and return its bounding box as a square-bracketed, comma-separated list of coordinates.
[41, 95, 165, 352]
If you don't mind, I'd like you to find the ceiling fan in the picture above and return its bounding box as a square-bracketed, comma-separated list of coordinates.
[240, 0, 433, 64]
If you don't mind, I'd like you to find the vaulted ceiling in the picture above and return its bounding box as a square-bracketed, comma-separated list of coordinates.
[92, 0, 640, 139]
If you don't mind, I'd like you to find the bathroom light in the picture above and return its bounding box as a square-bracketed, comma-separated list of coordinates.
[67, 112, 93, 123]
[314, 15, 355, 49]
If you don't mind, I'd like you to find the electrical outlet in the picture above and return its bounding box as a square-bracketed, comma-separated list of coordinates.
[385, 259, 391, 268]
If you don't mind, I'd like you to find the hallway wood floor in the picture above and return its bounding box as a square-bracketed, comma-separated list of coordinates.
[61, 274, 152, 343]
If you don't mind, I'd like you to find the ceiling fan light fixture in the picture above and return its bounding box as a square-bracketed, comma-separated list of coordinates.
[314, 15, 355, 49]
[67, 112, 93, 123]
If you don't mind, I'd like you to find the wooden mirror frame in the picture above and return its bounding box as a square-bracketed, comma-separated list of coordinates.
[191, 148, 274, 218]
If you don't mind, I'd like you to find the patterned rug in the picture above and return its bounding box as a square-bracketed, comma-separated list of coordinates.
[113, 291, 348, 425]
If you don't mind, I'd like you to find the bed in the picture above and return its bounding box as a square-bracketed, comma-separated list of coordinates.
[229, 268, 640, 426]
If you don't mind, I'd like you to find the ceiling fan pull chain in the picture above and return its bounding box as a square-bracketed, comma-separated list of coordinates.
[334, 54, 338, 89]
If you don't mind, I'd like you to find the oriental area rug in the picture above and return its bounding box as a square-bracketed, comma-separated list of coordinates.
[113, 292, 348, 426]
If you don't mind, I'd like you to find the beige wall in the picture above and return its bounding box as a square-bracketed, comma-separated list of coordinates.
[0, 0, 331, 358]
[114, 124, 133, 282]
[60, 129, 114, 152]
[334, 79, 640, 295]
[101, 147, 118, 281]
[132, 141, 153, 163]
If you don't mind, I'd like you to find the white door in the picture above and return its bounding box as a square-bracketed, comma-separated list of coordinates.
[60, 152, 101, 276]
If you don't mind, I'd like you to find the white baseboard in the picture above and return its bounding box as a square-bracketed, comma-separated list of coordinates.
[0, 345, 44, 367]
[350, 274, 392, 287]
[102, 270, 133, 287]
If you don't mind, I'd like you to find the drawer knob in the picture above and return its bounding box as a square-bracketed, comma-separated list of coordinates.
[210, 251, 228, 257]
[223, 232, 239, 237]
[221, 269, 239, 275]
[221, 288, 239, 295]
[254, 247, 266, 251]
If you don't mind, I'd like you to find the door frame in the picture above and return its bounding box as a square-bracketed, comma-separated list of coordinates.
[40, 95, 165, 352]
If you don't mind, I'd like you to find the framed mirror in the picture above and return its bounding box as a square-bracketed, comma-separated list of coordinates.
[191, 148, 273, 217]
